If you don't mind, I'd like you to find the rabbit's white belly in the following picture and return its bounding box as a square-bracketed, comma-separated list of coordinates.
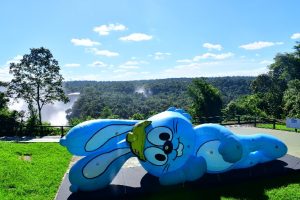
[196, 140, 233, 173]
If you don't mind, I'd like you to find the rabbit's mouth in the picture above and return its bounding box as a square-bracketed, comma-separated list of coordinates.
[173, 138, 184, 161]
[126, 120, 152, 161]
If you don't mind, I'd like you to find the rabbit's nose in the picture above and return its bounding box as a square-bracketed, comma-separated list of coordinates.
[163, 141, 173, 154]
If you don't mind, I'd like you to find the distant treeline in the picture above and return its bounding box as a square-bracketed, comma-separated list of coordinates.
[64, 76, 254, 120]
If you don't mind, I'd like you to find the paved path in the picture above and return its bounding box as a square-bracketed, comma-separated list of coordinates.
[0, 135, 61, 142]
[55, 154, 300, 200]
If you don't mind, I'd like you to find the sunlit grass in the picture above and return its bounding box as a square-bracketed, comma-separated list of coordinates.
[0, 142, 71, 200]
[257, 123, 299, 132]
[0, 141, 299, 200]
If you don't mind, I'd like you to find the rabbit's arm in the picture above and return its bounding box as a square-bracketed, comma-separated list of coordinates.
[194, 124, 243, 163]
[159, 156, 206, 185]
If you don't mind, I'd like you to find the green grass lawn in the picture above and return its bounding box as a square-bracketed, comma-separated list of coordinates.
[1, 141, 300, 200]
[0, 142, 72, 200]
[257, 123, 299, 132]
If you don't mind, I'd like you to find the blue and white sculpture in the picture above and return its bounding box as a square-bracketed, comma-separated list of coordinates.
[60, 107, 287, 192]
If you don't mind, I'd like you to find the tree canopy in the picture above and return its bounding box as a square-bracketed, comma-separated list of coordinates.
[188, 79, 222, 119]
[223, 94, 267, 118]
[283, 79, 300, 118]
[0, 82, 9, 110]
[230, 42, 300, 119]
[7, 47, 69, 124]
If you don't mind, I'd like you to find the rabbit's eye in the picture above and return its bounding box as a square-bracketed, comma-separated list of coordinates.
[147, 127, 173, 145]
[155, 153, 166, 161]
[144, 147, 168, 166]
[159, 132, 170, 140]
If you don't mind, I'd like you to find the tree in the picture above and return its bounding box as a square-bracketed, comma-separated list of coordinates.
[0, 81, 10, 111]
[283, 79, 300, 118]
[223, 95, 267, 118]
[7, 47, 69, 125]
[131, 113, 145, 120]
[269, 50, 300, 82]
[0, 82, 22, 136]
[188, 79, 222, 119]
[100, 106, 113, 118]
[249, 42, 300, 118]
[251, 74, 274, 94]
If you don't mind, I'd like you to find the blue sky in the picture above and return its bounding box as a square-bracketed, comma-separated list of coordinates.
[1, 0, 300, 81]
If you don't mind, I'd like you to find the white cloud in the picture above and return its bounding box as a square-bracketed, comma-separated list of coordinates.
[159, 62, 218, 78]
[1, 55, 23, 82]
[124, 60, 148, 65]
[239, 41, 283, 50]
[120, 33, 153, 41]
[93, 23, 127, 36]
[276, 42, 284, 45]
[119, 65, 140, 69]
[71, 38, 100, 47]
[113, 69, 128, 73]
[89, 61, 108, 68]
[118, 60, 146, 70]
[203, 43, 222, 51]
[87, 48, 119, 57]
[64, 63, 80, 68]
[193, 52, 234, 61]
[63, 74, 103, 81]
[124, 60, 140, 65]
[118, 59, 148, 69]
[176, 59, 193, 63]
[218, 67, 268, 76]
[112, 71, 139, 79]
[0, 66, 11, 82]
[158, 60, 268, 79]
[116, 59, 149, 71]
[260, 60, 273, 65]
[291, 33, 300, 40]
[6, 55, 22, 65]
[108, 70, 153, 80]
[151, 52, 171, 60]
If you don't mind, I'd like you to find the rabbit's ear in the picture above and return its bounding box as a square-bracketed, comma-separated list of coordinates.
[60, 119, 139, 156]
[69, 147, 133, 192]
[167, 107, 192, 121]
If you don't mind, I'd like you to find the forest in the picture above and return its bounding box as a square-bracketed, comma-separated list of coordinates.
[64, 77, 254, 121]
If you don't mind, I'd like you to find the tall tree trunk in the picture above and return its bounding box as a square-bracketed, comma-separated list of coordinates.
[37, 84, 42, 125]
[38, 107, 42, 125]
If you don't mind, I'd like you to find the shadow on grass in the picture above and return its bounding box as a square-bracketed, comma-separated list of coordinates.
[67, 158, 300, 200]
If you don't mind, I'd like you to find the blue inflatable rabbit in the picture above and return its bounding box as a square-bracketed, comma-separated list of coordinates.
[60, 107, 287, 192]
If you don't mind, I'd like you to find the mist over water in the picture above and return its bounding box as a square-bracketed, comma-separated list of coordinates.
[8, 92, 80, 125]
[134, 86, 152, 97]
